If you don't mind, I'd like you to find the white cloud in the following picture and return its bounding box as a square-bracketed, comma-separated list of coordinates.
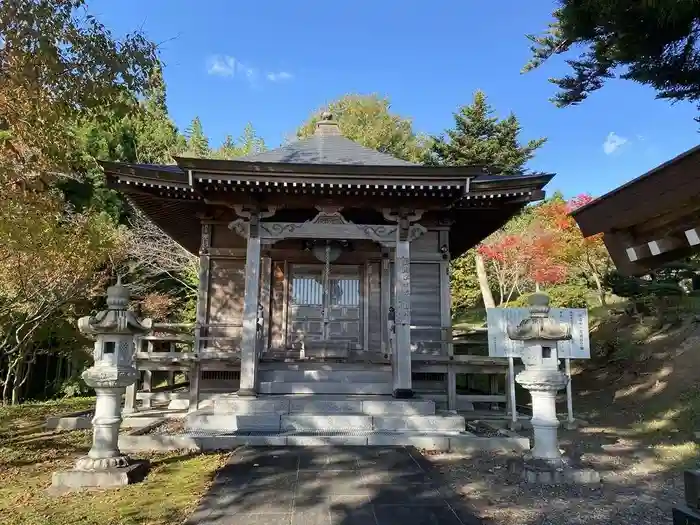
[207, 55, 258, 84]
[207, 55, 294, 87]
[266, 71, 293, 82]
[207, 55, 236, 77]
[603, 132, 629, 155]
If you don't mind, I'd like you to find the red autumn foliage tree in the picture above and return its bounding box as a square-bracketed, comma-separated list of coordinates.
[477, 215, 568, 305]
[532, 194, 613, 305]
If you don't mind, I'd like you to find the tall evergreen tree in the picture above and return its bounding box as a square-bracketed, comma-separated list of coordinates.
[214, 123, 266, 160]
[428, 91, 546, 173]
[429, 91, 547, 309]
[133, 63, 183, 164]
[183, 116, 210, 158]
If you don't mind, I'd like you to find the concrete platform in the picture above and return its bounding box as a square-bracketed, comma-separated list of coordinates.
[258, 369, 391, 383]
[118, 431, 530, 453]
[186, 411, 466, 433]
[258, 381, 394, 395]
[211, 395, 436, 416]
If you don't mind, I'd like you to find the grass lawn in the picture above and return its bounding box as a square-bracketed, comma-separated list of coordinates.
[0, 398, 227, 525]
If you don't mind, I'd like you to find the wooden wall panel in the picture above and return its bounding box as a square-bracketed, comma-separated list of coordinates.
[269, 261, 287, 349]
[367, 261, 382, 352]
[210, 224, 247, 249]
[206, 259, 245, 349]
[410, 263, 442, 355]
[411, 230, 439, 254]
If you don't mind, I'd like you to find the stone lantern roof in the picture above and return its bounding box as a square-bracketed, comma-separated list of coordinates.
[507, 293, 572, 342]
[77, 277, 152, 336]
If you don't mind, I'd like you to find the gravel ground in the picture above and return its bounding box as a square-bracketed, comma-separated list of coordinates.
[427, 429, 687, 525]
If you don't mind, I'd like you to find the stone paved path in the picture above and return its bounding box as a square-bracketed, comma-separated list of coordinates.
[185, 446, 483, 525]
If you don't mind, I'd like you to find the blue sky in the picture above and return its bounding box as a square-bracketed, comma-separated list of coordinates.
[91, 0, 699, 199]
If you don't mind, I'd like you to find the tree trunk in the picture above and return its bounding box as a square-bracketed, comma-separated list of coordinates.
[475, 253, 495, 309]
[592, 273, 607, 306]
[11, 359, 25, 405]
[2, 363, 14, 406]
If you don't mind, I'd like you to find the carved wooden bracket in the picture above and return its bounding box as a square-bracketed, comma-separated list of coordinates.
[228, 209, 425, 246]
[382, 209, 424, 223]
[233, 205, 278, 219]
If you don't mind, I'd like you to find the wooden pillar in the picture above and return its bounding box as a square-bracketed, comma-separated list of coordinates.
[260, 255, 272, 354]
[490, 374, 500, 410]
[190, 222, 211, 412]
[238, 213, 262, 397]
[440, 229, 456, 410]
[393, 216, 413, 398]
[124, 335, 140, 414]
[380, 251, 391, 356]
[142, 369, 152, 409]
[124, 383, 137, 414]
[189, 363, 201, 412]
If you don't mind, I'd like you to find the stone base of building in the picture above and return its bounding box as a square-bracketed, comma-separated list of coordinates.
[673, 505, 700, 525]
[49, 460, 150, 494]
[507, 456, 600, 485]
[393, 388, 414, 399]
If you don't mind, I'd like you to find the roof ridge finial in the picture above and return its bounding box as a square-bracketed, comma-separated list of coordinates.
[315, 111, 341, 136]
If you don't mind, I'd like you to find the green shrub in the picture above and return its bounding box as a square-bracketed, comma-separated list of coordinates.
[508, 285, 589, 309]
[58, 375, 93, 398]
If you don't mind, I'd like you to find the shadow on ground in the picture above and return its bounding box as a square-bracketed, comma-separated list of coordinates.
[185, 446, 484, 525]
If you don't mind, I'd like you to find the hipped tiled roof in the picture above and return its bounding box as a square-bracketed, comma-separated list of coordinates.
[237, 113, 418, 166]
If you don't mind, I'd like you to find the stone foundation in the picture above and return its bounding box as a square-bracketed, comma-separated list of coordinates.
[507, 456, 600, 485]
[49, 460, 150, 494]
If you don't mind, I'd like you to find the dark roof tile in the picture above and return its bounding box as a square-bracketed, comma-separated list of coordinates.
[237, 134, 418, 166]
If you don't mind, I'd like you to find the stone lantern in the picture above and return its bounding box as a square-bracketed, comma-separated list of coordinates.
[506, 293, 599, 484]
[51, 278, 152, 492]
[507, 293, 570, 467]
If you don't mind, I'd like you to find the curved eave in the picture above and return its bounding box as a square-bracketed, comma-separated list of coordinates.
[173, 156, 497, 178]
[102, 160, 553, 257]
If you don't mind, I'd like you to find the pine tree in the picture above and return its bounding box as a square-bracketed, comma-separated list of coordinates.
[213, 123, 266, 160]
[431, 91, 547, 310]
[428, 90, 546, 174]
[132, 63, 181, 164]
[238, 122, 266, 156]
[184, 117, 210, 158]
[524, 1, 700, 122]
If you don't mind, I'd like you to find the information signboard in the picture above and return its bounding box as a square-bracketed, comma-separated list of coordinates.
[486, 307, 590, 359]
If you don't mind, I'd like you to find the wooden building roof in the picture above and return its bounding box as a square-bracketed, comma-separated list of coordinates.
[102, 114, 553, 258]
[571, 144, 700, 275]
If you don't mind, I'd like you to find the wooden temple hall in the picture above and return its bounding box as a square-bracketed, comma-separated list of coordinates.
[102, 114, 553, 415]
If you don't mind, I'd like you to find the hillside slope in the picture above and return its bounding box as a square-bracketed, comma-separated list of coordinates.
[573, 313, 700, 445]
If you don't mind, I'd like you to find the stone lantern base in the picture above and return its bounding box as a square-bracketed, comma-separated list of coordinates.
[507, 456, 600, 485]
[49, 459, 150, 494]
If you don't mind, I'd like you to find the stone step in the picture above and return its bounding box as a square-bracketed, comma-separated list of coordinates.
[257, 370, 391, 383]
[119, 431, 531, 453]
[259, 362, 390, 371]
[211, 395, 436, 416]
[257, 381, 393, 395]
[185, 412, 465, 434]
